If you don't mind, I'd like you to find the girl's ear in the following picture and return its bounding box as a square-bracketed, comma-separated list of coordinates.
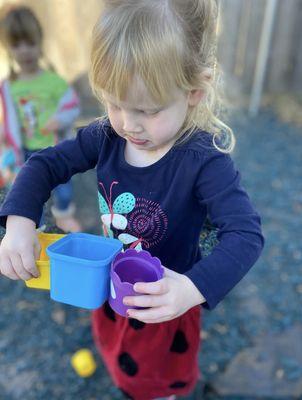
[188, 68, 213, 106]
[188, 89, 204, 106]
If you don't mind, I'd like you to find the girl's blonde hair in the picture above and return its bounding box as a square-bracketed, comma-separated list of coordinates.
[90, 0, 235, 153]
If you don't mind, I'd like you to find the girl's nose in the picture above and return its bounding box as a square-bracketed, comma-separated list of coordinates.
[122, 111, 142, 133]
[18, 42, 31, 53]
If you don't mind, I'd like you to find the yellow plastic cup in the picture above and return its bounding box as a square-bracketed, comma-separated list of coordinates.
[25, 260, 50, 290]
[71, 349, 97, 377]
[25, 232, 66, 290]
[38, 232, 66, 261]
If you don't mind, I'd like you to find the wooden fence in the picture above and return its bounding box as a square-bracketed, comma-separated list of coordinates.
[0, 0, 301, 103]
[218, 0, 302, 95]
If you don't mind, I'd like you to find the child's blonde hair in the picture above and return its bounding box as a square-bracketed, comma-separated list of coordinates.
[90, 0, 235, 153]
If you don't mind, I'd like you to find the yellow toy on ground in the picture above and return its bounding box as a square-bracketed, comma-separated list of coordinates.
[71, 349, 97, 377]
[25, 232, 65, 290]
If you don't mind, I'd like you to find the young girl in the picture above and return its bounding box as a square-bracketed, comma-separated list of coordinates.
[0, 1, 264, 399]
[0, 5, 81, 232]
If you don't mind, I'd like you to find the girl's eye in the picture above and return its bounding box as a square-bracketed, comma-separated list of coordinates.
[11, 40, 36, 49]
[144, 109, 161, 116]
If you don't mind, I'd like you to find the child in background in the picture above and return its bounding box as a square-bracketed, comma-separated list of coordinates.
[0, 78, 22, 188]
[0, 5, 81, 232]
[0, 1, 264, 399]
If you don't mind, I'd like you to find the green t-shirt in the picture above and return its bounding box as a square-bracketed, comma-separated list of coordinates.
[11, 70, 68, 150]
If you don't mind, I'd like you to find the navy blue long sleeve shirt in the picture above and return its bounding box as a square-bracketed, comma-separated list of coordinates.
[0, 119, 264, 309]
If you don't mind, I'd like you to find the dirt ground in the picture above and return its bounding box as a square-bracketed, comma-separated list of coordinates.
[0, 107, 301, 399]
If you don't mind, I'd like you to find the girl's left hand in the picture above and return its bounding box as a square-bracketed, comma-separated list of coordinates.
[41, 118, 60, 135]
[123, 267, 206, 323]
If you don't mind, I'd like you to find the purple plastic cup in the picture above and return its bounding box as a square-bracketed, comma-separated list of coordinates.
[109, 249, 164, 317]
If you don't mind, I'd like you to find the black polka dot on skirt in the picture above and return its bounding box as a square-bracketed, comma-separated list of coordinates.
[103, 301, 116, 322]
[128, 318, 146, 330]
[169, 381, 187, 388]
[170, 330, 189, 353]
[118, 352, 139, 376]
[119, 387, 134, 399]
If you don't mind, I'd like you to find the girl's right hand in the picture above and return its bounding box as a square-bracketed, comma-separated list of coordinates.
[0, 215, 41, 280]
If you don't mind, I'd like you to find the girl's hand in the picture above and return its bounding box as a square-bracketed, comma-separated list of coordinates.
[41, 118, 60, 135]
[123, 267, 206, 323]
[0, 216, 40, 280]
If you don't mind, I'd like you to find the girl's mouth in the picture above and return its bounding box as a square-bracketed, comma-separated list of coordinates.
[128, 137, 148, 145]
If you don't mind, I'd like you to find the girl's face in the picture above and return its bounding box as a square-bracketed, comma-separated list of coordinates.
[9, 40, 41, 74]
[102, 75, 198, 154]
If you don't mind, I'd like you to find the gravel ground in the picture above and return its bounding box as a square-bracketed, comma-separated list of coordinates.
[0, 109, 301, 400]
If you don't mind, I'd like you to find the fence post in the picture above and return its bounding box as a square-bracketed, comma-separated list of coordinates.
[249, 0, 278, 116]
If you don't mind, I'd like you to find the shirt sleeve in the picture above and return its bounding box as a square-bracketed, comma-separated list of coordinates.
[184, 149, 265, 310]
[0, 121, 105, 228]
[54, 87, 81, 131]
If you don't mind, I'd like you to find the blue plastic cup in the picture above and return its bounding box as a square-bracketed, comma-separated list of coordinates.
[46, 233, 122, 309]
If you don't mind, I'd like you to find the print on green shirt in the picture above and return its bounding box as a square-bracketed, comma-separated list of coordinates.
[11, 70, 68, 150]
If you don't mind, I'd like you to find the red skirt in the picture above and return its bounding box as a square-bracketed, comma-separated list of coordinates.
[92, 302, 201, 400]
